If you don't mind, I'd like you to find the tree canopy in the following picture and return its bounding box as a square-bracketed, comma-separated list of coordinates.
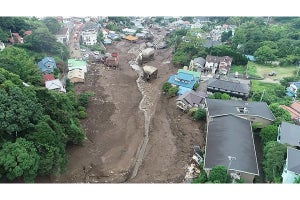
[208, 165, 229, 183]
[262, 141, 287, 183]
[42, 17, 61, 35]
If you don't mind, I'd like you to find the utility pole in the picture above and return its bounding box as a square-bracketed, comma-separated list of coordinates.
[297, 61, 300, 77]
[227, 156, 236, 174]
[260, 89, 266, 102]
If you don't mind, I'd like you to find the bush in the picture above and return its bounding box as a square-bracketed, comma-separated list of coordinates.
[193, 171, 208, 183]
[221, 93, 231, 100]
[208, 165, 229, 183]
[78, 110, 87, 119]
[260, 125, 278, 145]
[193, 82, 199, 90]
[167, 86, 179, 97]
[193, 108, 206, 121]
[78, 91, 94, 107]
[162, 82, 172, 92]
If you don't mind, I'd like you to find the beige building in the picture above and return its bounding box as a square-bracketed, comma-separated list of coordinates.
[68, 69, 85, 83]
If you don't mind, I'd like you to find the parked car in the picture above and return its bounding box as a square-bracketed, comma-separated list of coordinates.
[268, 71, 276, 76]
[93, 51, 99, 55]
[81, 49, 86, 52]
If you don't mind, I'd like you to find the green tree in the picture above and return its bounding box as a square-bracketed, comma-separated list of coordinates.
[78, 91, 94, 108]
[260, 125, 278, 145]
[97, 31, 104, 42]
[23, 28, 69, 60]
[42, 17, 61, 35]
[167, 86, 179, 97]
[0, 138, 40, 182]
[162, 82, 172, 92]
[0, 80, 43, 138]
[254, 45, 277, 63]
[193, 172, 208, 183]
[26, 116, 66, 176]
[221, 93, 231, 100]
[294, 176, 300, 183]
[193, 82, 199, 90]
[0, 46, 42, 85]
[208, 165, 229, 183]
[193, 108, 206, 121]
[263, 141, 287, 183]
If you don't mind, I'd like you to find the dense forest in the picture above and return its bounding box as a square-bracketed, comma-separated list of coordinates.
[0, 17, 87, 182]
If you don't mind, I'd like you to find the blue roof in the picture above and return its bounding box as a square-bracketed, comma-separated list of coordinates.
[176, 72, 197, 82]
[178, 86, 192, 95]
[245, 55, 256, 61]
[292, 82, 300, 88]
[168, 74, 197, 89]
[286, 88, 296, 97]
[37, 57, 57, 73]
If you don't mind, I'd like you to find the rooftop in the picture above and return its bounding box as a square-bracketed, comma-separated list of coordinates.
[207, 78, 249, 95]
[287, 147, 300, 174]
[206, 99, 275, 121]
[279, 122, 300, 146]
[204, 114, 259, 175]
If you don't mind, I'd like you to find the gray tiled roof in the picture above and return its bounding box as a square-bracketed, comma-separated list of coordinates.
[279, 122, 300, 146]
[204, 115, 259, 175]
[176, 90, 207, 106]
[206, 99, 275, 121]
[287, 147, 300, 174]
[207, 78, 249, 95]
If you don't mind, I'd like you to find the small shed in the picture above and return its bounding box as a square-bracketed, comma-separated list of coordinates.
[142, 65, 158, 81]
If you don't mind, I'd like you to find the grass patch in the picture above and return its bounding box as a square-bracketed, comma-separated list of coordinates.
[251, 80, 279, 92]
[247, 62, 298, 80]
[230, 65, 246, 74]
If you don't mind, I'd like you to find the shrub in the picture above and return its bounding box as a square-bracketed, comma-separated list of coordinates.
[78, 91, 94, 107]
[193, 108, 206, 121]
[167, 86, 179, 97]
[78, 110, 87, 119]
[162, 82, 172, 92]
[193, 171, 208, 183]
[193, 82, 199, 90]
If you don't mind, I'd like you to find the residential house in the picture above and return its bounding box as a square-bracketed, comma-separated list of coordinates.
[67, 69, 85, 83]
[124, 35, 138, 42]
[245, 55, 256, 62]
[56, 27, 70, 45]
[68, 59, 87, 72]
[178, 69, 201, 80]
[286, 82, 300, 98]
[23, 30, 32, 36]
[189, 57, 206, 72]
[81, 22, 98, 46]
[282, 147, 300, 183]
[206, 99, 275, 128]
[103, 38, 112, 45]
[205, 55, 219, 74]
[0, 41, 5, 51]
[9, 33, 23, 44]
[204, 114, 259, 183]
[42, 74, 55, 84]
[281, 102, 300, 125]
[218, 56, 233, 75]
[45, 79, 66, 93]
[277, 122, 300, 147]
[204, 99, 275, 182]
[207, 78, 250, 99]
[122, 28, 137, 35]
[168, 70, 200, 95]
[176, 90, 207, 111]
[38, 57, 57, 74]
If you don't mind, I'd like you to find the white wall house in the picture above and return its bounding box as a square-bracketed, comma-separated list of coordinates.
[0, 41, 5, 51]
[81, 22, 98, 46]
[56, 27, 70, 45]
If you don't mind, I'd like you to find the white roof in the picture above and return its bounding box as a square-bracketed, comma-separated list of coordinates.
[45, 79, 66, 93]
[143, 65, 157, 74]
